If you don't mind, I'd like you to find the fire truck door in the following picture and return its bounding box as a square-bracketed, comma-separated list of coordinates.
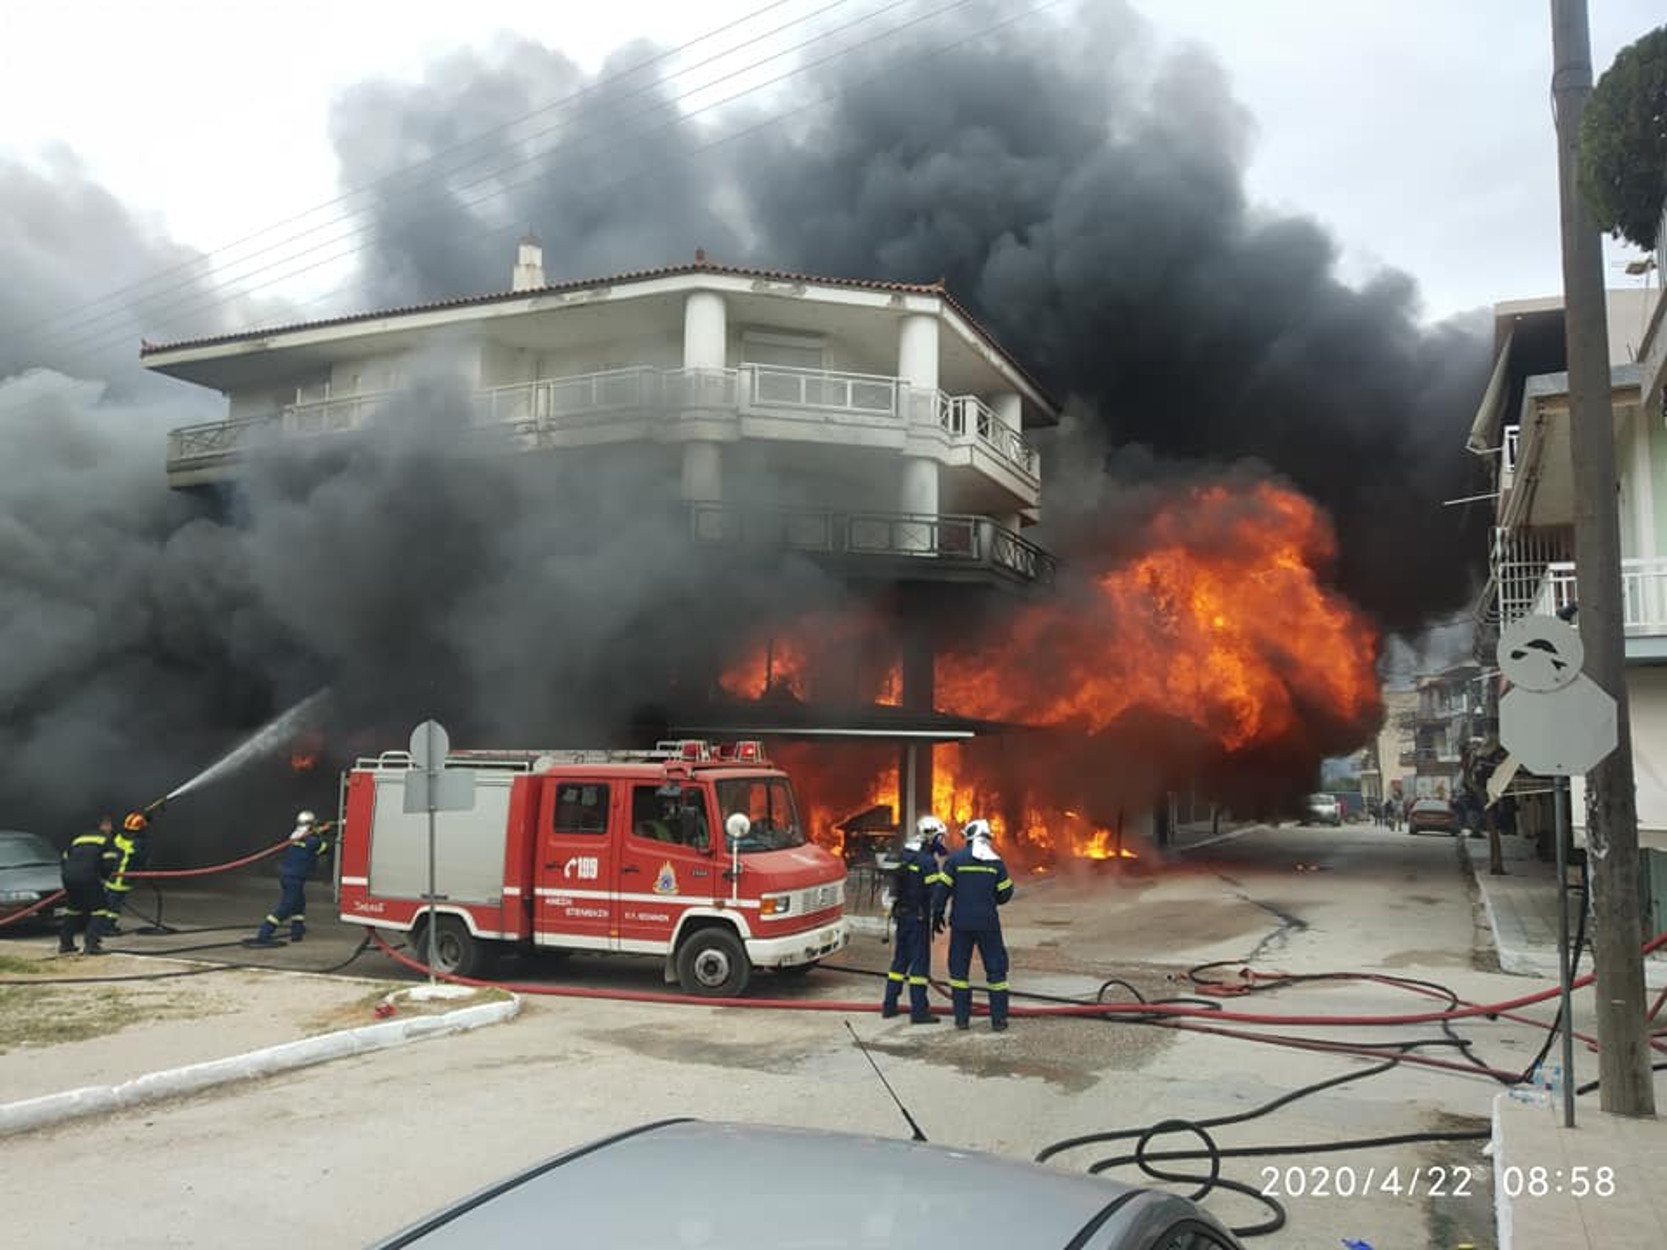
[535, 778, 616, 949]
[616, 782, 719, 948]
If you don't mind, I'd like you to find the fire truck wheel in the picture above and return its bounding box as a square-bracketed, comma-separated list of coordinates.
[411, 914, 488, 979]
[675, 927, 751, 997]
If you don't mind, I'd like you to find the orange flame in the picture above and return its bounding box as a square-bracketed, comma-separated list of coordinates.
[723, 482, 1379, 867]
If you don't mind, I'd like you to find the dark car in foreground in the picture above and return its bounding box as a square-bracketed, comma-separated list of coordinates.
[0, 831, 60, 930]
[1406, 798, 1459, 836]
[373, 1120, 1247, 1249]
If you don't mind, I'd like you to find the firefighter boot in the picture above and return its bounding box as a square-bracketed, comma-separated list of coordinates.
[880, 972, 904, 1018]
[289, 918, 306, 943]
[57, 919, 77, 955]
[244, 917, 281, 948]
[83, 915, 108, 956]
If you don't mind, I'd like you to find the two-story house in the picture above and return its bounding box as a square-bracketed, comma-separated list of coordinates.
[1467, 268, 1667, 929]
[1402, 665, 1482, 800]
[140, 243, 1063, 833]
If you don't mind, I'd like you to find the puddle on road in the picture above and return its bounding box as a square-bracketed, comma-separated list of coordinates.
[863, 1016, 1171, 1094]
[581, 1023, 830, 1075]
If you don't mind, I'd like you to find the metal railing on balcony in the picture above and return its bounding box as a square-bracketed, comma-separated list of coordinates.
[687, 504, 1057, 585]
[166, 364, 1043, 486]
[166, 413, 279, 464]
[744, 364, 900, 417]
[1534, 558, 1667, 634]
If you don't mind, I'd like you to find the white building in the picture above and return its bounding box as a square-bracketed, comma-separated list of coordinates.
[1469, 280, 1667, 862]
[143, 245, 1060, 588]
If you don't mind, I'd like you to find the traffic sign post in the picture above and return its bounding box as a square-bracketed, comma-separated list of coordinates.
[1496, 616, 1621, 1128]
[404, 720, 477, 984]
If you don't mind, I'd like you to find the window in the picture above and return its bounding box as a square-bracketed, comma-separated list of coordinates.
[714, 777, 806, 853]
[741, 330, 826, 371]
[553, 782, 610, 834]
[631, 784, 711, 850]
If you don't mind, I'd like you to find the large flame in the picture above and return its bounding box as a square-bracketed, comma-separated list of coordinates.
[939, 482, 1377, 748]
[723, 482, 1379, 867]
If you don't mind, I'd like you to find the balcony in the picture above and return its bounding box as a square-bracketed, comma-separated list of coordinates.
[165, 366, 1042, 496]
[688, 504, 1057, 587]
[1534, 558, 1667, 640]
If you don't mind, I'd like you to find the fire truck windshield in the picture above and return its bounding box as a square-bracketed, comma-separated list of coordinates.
[714, 776, 806, 853]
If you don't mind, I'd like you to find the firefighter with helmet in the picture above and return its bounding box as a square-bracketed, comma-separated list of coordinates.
[880, 815, 948, 1023]
[931, 818, 1016, 1031]
[59, 815, 120, 955]
[246, 810, 334, 946]
[106, 810, 154, 935]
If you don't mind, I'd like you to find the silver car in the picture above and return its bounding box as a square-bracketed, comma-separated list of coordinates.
[372, 1120, 1246, 1249]
[0, 831, 61, 929]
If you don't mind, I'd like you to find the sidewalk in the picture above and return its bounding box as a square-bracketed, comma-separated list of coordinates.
[1493, 1085, 1667, 1249]
[1464, 835, 1667, 989]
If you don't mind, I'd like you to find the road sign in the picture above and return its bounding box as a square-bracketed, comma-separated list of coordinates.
[403, 768, 478, 814]
[408, 719, 451, 769]
[1498, 675, 1619, 776]
[1497, 615, 1585, 692]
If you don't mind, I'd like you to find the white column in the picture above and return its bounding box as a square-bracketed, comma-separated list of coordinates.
[897, 313, 941, 550]
[681, 291, 727, 504]
[683, 291, 727, 369]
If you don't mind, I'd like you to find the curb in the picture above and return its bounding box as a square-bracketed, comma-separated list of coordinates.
[0, 993, 520, 1138]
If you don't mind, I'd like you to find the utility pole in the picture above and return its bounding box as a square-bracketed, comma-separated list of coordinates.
[1549, 0, 1656, 1116]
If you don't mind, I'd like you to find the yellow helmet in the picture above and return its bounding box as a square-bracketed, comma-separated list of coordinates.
[122, 812, 149, 833]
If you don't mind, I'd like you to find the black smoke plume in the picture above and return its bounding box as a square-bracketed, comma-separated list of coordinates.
[1, 2, 1492, 846]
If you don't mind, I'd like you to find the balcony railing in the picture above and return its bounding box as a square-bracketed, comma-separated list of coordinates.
[1534, 558, 1667, 634]
[688, 504, 1057, 586]
[165, 365, 1041, 486]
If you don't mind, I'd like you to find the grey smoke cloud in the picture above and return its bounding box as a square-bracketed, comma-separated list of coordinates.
[0, 2, 1495, 838]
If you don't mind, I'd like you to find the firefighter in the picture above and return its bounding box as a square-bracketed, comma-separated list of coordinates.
[881, 815, 948, 1024]
[931, 818, 1015, 1031]
[59, 816, 120, 955]
[106, 810, 153, 935]
[246, 810, 334, 947]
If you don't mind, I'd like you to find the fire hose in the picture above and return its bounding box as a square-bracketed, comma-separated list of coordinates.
[0, 837, 295, 930]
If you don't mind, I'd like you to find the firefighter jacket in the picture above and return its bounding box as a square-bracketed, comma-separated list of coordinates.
[932, 844, 1015, 932]
[890, 843, 942, 920]
[278, 829, 331, 882]
[62, 829, 119, 889]
[109, 831, 148, 895]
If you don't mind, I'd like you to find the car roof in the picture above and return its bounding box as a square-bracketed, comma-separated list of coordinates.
[374, 1120, 1239, 1249]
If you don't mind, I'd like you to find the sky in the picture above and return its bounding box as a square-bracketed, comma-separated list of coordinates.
[0, 0, 1661, 328]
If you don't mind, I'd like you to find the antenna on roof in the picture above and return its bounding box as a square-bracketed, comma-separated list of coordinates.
[844, 1020, 929, 1142]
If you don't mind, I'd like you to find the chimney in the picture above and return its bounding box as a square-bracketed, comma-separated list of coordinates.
[512, 230, 545, 291]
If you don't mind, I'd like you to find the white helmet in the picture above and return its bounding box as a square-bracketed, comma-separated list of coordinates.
[916, 815, 947, 838]
[296, 810, 317, 826]
[962, 818, 993, 842]
[725, 813, 752, 842]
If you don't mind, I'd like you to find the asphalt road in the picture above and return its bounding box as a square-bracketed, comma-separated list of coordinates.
[4, 822, 1530, 1248]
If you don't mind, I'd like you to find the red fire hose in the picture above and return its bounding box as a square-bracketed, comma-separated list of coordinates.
[0, 838, 292, 929]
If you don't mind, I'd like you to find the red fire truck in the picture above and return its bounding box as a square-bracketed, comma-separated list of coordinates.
[336, 740, 850, 996]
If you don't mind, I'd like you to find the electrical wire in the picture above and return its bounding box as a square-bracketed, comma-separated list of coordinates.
[0, 0, 811, 344]
[21, 0, 995, 372]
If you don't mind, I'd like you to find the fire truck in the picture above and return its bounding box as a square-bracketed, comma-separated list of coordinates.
[336, 740, 850, 996]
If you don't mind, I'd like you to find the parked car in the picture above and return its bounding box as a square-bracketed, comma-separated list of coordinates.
[1406, 798, 1459, 836]
[372, 1120, 1248, 1249]
[0, 831, 61, 930]
[1301, 793, 1342, 826]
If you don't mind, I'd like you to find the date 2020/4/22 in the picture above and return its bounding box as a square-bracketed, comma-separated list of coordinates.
[1258, 1164, 1618, 1199]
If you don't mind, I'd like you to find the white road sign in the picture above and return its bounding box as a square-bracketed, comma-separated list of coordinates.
[1497, 615, 1585, 693]
[1498, 675, 1619, 777]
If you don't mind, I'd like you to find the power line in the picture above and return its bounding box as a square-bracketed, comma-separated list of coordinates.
[0, 0, 808, 346]
[14, 0, 875, 367]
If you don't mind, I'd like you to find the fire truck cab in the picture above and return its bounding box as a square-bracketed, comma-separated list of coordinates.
[336, 740, 850, 996]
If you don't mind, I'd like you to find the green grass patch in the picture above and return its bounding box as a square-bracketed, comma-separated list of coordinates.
[0, 954, 50, 975]
[0, 984, 143, 1052]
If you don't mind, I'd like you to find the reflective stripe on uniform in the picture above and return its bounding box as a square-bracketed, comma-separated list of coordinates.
[907, 976, 929, 986]
[948, 979, 970, 989]
[995, 878, 1013, 891]
[988, 981, 1011, 991]
[887, 971, 905, 982]
[958, 865, 999, 874]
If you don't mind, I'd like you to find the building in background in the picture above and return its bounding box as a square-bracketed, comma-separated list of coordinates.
[1359, 683, 1418, 805]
